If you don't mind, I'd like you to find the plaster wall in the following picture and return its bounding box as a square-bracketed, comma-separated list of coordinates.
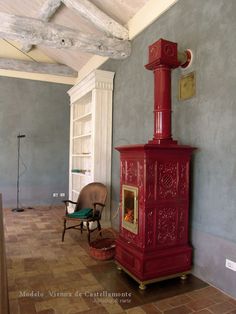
[0, 77, 70, 208]
[101, 0, 236, 298]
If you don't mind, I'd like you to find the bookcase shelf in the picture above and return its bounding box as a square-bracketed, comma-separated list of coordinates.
[71, 172, 91, 177]
[73, 133, 91, 139]
[73, 112, 92, 122]
[72, 154, 92, 157]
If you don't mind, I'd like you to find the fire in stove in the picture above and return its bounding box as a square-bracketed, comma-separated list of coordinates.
[122, 185, 138, 234]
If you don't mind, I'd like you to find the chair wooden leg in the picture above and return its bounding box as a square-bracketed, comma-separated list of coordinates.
[62, 219, 66, 242]
[97, 220, 102, 236]
[97, 220, 101, 231]
[80, 222, 83, 234]
[86, 221, 91, 243]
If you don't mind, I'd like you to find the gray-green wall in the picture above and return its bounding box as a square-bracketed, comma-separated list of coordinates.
[101, 0, 236, 298]
[0, 77, 70, 208]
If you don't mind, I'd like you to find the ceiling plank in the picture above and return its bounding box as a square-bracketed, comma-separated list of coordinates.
[0, 57, 77, 77]
[62, 0, 129, 40]
[21, 0, 62, 53]
[0, 12, 131, 59]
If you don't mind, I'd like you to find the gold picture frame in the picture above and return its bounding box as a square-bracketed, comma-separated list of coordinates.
[179, 71, 196, 101]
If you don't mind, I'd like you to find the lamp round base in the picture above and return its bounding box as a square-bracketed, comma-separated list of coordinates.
[12, 208, 24, 212]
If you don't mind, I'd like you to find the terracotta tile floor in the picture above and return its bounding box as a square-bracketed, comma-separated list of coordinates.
[3, 206, 236, 314]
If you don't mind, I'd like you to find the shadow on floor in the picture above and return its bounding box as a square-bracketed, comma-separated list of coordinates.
[88, 261, 208, 310]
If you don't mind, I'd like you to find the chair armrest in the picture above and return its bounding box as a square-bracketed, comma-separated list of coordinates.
[93, 202, 105, 208]
[62, 200, 77, 205]
[92, 202, 105, 219]
[62, 200, 77, 215]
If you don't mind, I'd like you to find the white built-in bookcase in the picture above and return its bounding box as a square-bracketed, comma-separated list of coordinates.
[67, 70, 115, 221]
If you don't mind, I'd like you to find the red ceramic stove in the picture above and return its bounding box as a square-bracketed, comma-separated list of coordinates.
[115, 38, 196, 290]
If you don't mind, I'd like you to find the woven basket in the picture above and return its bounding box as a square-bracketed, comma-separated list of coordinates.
[89, 228, 116, 261]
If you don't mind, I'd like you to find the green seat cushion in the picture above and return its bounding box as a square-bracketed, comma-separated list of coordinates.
[67, 208, 93, 219]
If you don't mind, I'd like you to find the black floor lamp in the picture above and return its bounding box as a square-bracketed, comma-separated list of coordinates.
[12, 133, 26, 212]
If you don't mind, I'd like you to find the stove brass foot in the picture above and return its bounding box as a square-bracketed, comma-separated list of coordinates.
[139, 283, 146, 290]
[180, 274, 187, 280]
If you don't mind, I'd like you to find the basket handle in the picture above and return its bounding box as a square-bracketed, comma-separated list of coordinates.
[95, 228, 117, 241]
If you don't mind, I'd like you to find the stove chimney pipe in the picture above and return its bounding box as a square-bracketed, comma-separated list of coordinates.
[145, 38, 191, 144]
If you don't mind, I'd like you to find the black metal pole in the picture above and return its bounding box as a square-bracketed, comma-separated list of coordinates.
[12, 134, 25, 212]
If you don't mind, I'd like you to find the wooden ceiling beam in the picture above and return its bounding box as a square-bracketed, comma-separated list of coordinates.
[21, 0, 62, 53]
[0, 12, 131, 59]
[0, 58, 77, 77]
[62, 0, 129, 40]
[37, 0, 62, 22]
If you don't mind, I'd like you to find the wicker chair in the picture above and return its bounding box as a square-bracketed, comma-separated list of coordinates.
[62, 182, 107, 243]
